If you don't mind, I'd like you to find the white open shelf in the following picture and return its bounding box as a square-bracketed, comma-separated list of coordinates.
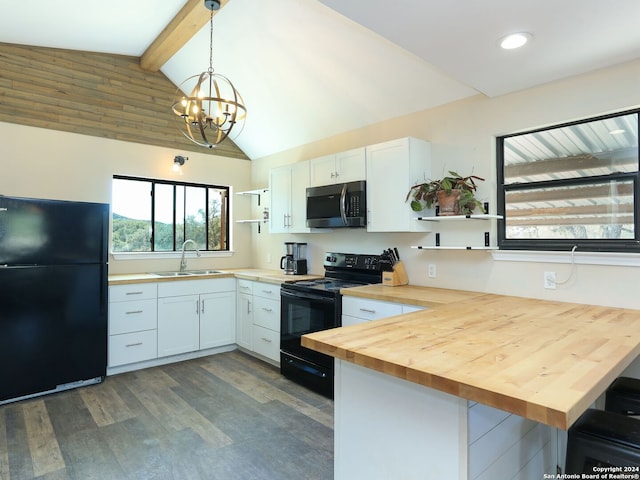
[411, 245, 498, 250]
[416, 214, 503, 221]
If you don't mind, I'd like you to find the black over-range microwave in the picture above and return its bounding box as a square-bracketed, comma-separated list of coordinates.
[306, 180, 367, 228]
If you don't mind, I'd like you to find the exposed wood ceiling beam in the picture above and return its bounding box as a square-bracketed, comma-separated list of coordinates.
[140, 0, 229, 72]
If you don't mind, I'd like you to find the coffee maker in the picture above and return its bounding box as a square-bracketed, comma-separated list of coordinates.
[293, 242, 307, 275]
[280, 242, 308, 275]
[280, 242, 295, 275]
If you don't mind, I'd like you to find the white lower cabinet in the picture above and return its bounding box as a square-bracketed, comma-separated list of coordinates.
[157, 294, 200, 356]
[157, 278, 236, 357]
[200, 291, 236, 349]
[109, 330, 158, 367]
[342, 296, 425, 326]
[236, 289, 253, 350]
[236, 279, 281, 364]
[108, 283, 158, 367]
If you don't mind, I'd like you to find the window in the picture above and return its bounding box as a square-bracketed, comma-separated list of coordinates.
[111, 176, 229, 253]
[497, 109, 640, 252]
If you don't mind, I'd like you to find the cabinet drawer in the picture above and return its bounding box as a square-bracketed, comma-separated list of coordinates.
[341, 297, 402, 321]
[108, 330, 157, 367]
[237, 279, 253, 295]
[253, 296, 280, 331]
[109, 283, 157, 302]
[109, 299, 157, 335]
[252, 325, 280, 362]
[342, 314, 367, 327]
[253, 281, 280, 301]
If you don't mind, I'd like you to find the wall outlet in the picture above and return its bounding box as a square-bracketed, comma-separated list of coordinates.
[428, 264, 437, 278]
[544, 271, 556, 289]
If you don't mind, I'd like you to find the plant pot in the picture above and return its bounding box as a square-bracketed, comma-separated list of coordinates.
[436, 190, 461, 216]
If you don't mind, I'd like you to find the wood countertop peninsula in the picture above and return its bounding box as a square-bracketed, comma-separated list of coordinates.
[303, 286, 640, 430]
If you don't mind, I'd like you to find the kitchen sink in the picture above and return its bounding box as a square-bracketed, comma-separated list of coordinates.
[152, 271, 192, 277]
[151, 270, 224, 277]
[184, 269, 224, 275]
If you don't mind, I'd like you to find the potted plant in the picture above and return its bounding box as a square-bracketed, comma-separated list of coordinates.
[406, 171, 486, 215]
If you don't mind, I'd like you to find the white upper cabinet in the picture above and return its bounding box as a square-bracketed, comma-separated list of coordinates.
[269, 161, 310, 233]
[365, 137, 432, 233]
[309, 147, 366, 187]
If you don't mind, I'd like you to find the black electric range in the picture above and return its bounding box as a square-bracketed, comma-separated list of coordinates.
[280, 252, 382, 397]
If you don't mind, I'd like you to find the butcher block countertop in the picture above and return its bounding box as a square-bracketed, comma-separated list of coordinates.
[108, 269, 321, 285]
[303, 288, 640, 430]
[339, 283, 487, 308]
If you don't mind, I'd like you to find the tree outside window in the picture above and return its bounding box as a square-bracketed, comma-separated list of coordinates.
[111, 176, 229, 252]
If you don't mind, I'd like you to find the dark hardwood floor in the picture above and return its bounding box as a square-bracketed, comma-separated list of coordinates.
[0, 351, 334, 480]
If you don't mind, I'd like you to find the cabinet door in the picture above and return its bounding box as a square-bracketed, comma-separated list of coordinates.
[289, 161, 310, 233]
[236, 292, 253, 350]
[335, 147, 366, 183]
[157, 295, 199, 357]
[366, 137, 431, 232]
[309, 154, 336, 187]
[200, 291, 236, 349]
[269, 165, 291, 233]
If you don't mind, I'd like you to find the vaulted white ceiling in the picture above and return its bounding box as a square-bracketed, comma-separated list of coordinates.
[2, 0, 640, 159]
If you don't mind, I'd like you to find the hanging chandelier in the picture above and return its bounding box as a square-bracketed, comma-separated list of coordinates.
[171, 0, 246, 149]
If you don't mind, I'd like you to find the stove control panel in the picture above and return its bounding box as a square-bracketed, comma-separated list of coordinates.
[324, 252, 381, 271]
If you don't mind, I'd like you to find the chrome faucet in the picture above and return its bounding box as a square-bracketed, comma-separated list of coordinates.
[179, 239, 201, 272]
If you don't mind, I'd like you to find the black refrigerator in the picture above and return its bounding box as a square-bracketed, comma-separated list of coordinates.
[0, 195, 109, 404]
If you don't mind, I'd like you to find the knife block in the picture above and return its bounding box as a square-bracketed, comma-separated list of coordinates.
[382, 261, 409, 286]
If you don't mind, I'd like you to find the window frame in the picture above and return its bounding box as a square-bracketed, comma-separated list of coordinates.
[497, 109, 640, 253]
[112, 175, 230, 253]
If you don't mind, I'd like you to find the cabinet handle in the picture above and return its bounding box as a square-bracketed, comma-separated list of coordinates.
[261, 307, 272, 312]
[125, 291, 143, 295]
[330, 172, 335, 178]
[196, 300, 200, 315]
[201, 299, 205, 314]
[125, 310, 143, 315]
[240, 285, 250, 290]
[359, 308, 376, 313]
[261, 337, 272, 343]
[247, 300, 252, 314]
[126, 342, 143, 348]
[261, 290, 273, 294]
[334, 171, 339, 178]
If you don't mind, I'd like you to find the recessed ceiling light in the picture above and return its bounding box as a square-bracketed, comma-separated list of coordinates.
[609, 129, 626, 135]
[500, 32, 532, 50]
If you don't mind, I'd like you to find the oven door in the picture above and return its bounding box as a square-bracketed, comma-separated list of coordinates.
[280, 288, 339, 367]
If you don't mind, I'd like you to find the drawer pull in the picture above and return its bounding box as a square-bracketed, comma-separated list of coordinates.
[125, 291, 144, 295]
[261, 307, 272, 312]
[359, 308, 376, 313]
[126, 342, 143, 347]
[261, 290, 273, 294]
[261, 337, 272, 343]
[240, 285, 250, 290]
[125, 310, 143, 315]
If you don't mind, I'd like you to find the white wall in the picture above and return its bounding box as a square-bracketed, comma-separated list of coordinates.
[0, 123, 254, 274]
[250, 59, 640, 309]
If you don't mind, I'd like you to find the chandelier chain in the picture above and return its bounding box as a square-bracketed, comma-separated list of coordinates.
[208, 8, 214, 73]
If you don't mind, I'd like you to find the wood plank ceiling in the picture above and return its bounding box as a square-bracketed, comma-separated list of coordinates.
[0, 0, 248, 160]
